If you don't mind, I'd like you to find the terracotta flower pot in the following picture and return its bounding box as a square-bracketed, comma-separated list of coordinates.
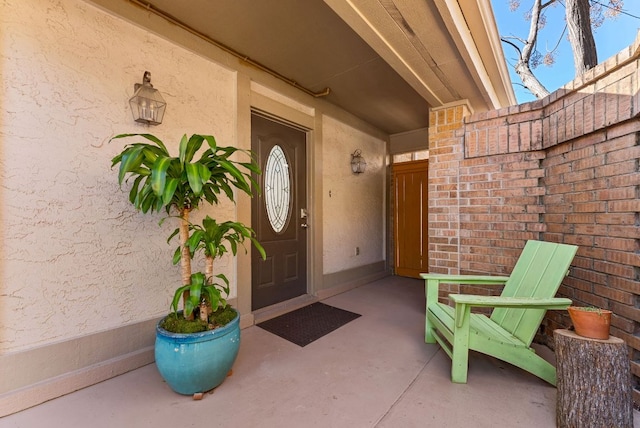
[567, 306, 611, 340]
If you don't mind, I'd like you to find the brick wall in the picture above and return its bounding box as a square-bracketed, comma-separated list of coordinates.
[429, 35, 640, 401]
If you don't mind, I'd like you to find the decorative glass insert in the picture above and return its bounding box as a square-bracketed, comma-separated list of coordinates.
[264, 145, 291, 233]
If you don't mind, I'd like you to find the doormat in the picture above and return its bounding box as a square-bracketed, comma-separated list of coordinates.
[257, 302, 361, 347]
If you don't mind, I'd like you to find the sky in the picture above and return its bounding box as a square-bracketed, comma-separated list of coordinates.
[490, 0, 640, 103]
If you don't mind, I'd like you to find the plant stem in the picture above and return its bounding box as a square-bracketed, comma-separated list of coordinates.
[180, 207, 193, 320]
[203, 255, 214, 318]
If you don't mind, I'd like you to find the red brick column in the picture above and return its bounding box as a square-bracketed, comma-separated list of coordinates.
[428, 102, 470, 275]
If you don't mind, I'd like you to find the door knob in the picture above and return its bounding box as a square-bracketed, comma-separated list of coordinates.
[301, 223, 308, 228]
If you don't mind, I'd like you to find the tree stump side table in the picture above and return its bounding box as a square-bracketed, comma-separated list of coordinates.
[554, 329, 633, 428]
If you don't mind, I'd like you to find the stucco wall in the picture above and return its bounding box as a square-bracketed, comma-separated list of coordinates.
[1, 0, 238, 353]
[322, 116, 386, 274]
[0, 0, 392, 412]
[1, 0, 391, 355]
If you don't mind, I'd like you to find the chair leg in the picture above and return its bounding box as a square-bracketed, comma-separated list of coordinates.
[450, 338, 469, 383]
[451, 304, 471, 383]
[425, 312, 436, 344]
[425, 280, 439, 344]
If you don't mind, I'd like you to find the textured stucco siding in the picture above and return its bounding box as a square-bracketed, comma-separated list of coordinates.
[322, 116, 386, 274]
[1, 0, 238, 353]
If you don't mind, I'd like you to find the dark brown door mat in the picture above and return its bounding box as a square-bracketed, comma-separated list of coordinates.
[257, 302, 361, 347]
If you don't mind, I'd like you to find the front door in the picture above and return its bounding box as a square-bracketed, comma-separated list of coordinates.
[251, 113, 307, 310]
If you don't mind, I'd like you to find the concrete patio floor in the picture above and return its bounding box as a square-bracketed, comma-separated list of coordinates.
[2, 276, 636, 427]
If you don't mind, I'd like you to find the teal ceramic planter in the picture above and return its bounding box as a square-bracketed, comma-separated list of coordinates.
[155, 311, 240, 395]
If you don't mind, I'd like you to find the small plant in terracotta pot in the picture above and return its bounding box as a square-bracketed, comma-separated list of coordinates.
[567, 306, 612, 340]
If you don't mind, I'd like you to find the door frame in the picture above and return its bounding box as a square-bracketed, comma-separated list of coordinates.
[235, 81, 319, 327]
[250, 110, 310, 310]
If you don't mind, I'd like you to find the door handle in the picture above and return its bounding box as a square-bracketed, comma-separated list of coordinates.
[301, 223, 308, 229]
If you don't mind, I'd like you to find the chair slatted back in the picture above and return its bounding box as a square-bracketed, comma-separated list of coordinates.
[491, 240, 578, 346]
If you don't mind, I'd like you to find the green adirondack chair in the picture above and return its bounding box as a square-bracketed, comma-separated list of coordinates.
[422, 240, 578, 385]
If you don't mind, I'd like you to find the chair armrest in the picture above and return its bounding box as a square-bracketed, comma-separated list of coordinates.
[421, 273, 510, 285]
[423, 275, 511, 316]
[449, 295, 571, 329]
[449, 294, 571, 328]
[450, 294, 571, 309]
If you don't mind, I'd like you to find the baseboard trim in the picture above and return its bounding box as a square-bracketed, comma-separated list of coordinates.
[317, 261, 390, 300]
[0, 346, 154, 417]
[0, 316, 160, 417]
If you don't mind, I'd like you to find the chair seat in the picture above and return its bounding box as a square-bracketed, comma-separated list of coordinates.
[429, 302, 525, 349]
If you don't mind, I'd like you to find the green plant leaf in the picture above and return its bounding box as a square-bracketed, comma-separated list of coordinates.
[116, 146, 144, 185]
[228, 239, 237, 255]
[251, 237, 267, 260]
[172, 246, 181, 265]
[171, 284, 190, 314]
[184, 134, 204, 163]
[185, 162, 203, 196]
[178, 134, 189, 164]
[162, 177, 179, 206]
[150, 156, 172, 196]
[128, 175, 145, 205]
[202, 285, 221, 311]
[139, 186, 157, 213]
[217, 180, 235, 201]
[111, 133, 168, 154]
[217, 159, 251, 193]
[214, 273, 230, 295]
[198, 162, 212, 183]
[202, 134, 217, 151]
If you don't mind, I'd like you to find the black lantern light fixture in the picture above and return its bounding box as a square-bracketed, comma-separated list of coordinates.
[129, 71, 166, 125]
[351, 149, 367, 174]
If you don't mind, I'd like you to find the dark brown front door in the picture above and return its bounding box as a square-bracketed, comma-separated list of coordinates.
[251, 113, 307, 310]
[393, 160, 429, 278]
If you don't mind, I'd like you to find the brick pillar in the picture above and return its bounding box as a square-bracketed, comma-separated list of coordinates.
[428, 101, 471, 274]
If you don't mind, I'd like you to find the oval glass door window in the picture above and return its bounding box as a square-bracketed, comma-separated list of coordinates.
[264, 145, 291, 233]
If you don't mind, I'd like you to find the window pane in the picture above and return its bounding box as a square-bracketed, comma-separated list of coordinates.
[264, 145, 291, 233]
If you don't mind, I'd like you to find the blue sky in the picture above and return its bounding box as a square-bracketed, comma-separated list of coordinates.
[491, 1, 640, 103]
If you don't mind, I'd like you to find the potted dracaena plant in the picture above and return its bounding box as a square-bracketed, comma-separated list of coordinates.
[111, 133, 265, 396]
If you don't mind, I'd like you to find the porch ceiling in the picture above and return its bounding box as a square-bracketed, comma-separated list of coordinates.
[107, 0, 515, 134]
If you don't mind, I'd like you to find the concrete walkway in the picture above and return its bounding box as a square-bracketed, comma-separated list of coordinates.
[2, 276, 632, 427]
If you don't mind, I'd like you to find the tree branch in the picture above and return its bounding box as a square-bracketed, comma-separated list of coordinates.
[515, 0, 551, 98]
[501, 37, 523, 56]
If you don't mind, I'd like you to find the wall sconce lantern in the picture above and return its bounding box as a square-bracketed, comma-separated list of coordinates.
[350, 149, 367, 174]
[129, 71, 166, 125]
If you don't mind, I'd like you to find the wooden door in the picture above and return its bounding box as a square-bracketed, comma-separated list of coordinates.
[393, 160, 429, 278]
[251, 113, 307, 310]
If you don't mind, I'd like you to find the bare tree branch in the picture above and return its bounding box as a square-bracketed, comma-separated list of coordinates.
[501, 37, 523, 56]
[513, 0, 551, 98]
[500, 0, 624, 100]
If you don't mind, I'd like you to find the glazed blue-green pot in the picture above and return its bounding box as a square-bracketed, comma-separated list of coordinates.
[155, 310, 240, 395]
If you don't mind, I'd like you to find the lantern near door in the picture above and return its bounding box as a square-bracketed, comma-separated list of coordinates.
[350, 149, 366, 174]
[129, 71, 166, 125]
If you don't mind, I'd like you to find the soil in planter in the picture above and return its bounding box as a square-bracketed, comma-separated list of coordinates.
[161, 306, 237, 334]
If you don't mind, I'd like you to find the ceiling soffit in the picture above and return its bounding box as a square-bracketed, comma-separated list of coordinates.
[324, 0, 515, 111]
[90, 0, 513, 134]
